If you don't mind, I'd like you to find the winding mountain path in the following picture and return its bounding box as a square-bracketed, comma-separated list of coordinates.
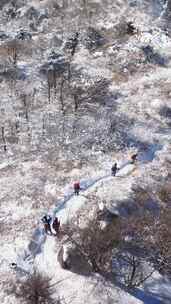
[12, 145, 163, 273]
[15, 161, 136, 273]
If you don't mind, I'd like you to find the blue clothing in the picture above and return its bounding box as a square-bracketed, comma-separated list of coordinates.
[41, 215, 52, 225]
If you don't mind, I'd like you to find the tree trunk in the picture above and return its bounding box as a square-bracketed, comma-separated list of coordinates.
[73, 93, 79, 111]
[128, 256, 136, 288]
[60, 76, 65, 112]
[1, 126, 7, 152]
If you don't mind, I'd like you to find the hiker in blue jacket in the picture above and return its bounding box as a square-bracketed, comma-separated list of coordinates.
[41, 214, 52, 234]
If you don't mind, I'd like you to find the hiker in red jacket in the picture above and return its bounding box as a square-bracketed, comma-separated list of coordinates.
[74, 181, 80, 195]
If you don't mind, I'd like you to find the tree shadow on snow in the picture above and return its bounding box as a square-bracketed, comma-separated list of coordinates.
[111, 280, 165, 304]
[113, 275, 171, 304]
[132, 288, 165, 304]
[28, 227, 46, 257]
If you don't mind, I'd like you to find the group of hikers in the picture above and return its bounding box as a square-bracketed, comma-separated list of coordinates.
[41, 182, 81, 234]
[41, 214, 61, 235]
[41, 182, 81, 235]
[10, 152, 139, 271]
[111, 152, 138, 176]
[42, 152, 138, 235]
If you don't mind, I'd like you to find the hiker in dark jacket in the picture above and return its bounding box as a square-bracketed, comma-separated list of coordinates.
[111, 163, 118, 176]
[130, 153, 138, 164]
[41, 215, 52, 234]
[126, 21, 136, 35]
[52, 216, 60, 235]
[74, 181, 80, 195]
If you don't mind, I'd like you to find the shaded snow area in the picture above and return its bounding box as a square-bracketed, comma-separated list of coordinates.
[34, 237, 143, 304]
[134, 272, 171, 304]
[0, 0, 171, 303]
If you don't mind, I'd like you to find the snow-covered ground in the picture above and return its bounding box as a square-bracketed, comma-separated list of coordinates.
[1, 155, 170, 303]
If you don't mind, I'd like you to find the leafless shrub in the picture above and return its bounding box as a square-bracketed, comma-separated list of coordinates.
[0, 221, 6, 234]
[159, 81, 171, 99]
[120, 211, 156, 251]
[116, 204, 171, 286]
[70, 85, 84, 111]
[83, 27, 105, 51]
[167, 0, 171, 10]
[5, 270, 62, 304]
[157, 184, 171, 204]
[133, 186, 151, 204]
[63, 215, 121, 274]
[70, 77, 110, 111]
[5, 39, 18, 65]
[113, 249, 154, 289]
[159, 106, 171, 120]
[112, 71, 128, 84]
[0, 38, 33, 65]
[0, 39, 22, 65]
[141, 45, 168, 66]
[154, 207, 171, 277]
[47, 68, 58, 103]
[20, 93, 30, 121]
[59, 75, 66, 111]
[1, 126, 7, 152]
[114, 19, 136, 40]
[0, 0, 11, 9]
[112, 212, 156, 289]
[165, 0, 171, 17]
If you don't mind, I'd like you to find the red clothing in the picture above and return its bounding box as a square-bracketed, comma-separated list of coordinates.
[74, 182, 80, 190]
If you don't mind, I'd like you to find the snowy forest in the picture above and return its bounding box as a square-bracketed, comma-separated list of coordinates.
[0, 0, 171, 303]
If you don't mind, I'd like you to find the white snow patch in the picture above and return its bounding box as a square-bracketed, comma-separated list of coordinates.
[44, 183, 57, 197]
[56, 195, 87, 224]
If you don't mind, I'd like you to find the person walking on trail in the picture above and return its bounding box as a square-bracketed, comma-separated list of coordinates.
[130, 153, 138, 164]
[111, 163, 119, 176]
[74, 181, 80, 195]
[52, 216, 60, 235]
[70, 32, 79, 56]
[41, 214, 52, 235]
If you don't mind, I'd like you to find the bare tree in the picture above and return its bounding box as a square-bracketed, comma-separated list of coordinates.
[113, 201, 171, 288]
[127, 186, 171, 278]
[157, 183, 171, 204]
[59, 75, 65, 112]
[154, 207, 171, 277]
[113, 246, 155, 289]
[20, 93, 29, 121]
[2, 39, 26, 65]
[1, 126, 7, 152]
[47, 68, 57, 103]
[70, 86, 82, 111]
[7, 39, 18, 65]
